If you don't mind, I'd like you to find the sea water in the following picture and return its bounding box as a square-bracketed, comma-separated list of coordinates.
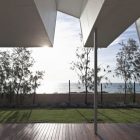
[37, 82, 140, 94]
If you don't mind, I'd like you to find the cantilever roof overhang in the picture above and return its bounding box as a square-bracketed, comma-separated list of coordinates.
[0, 0, 140, 47]
[0, 0, 57, 47]
[82, 0, 140, 48]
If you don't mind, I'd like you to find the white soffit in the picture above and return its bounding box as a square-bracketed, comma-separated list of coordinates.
[136, 19, 140, 41]
[80, 0, 104, 47]
[80, 0, 140, 48]
[0, 0, 57, 47]
[56, 0, 87, 18]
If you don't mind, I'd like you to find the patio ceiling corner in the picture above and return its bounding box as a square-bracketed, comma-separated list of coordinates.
[80, 0, 140, 48]
[56, 0, 87, 18]
[56, 0, 140, 48]
[0, 0, 57, 47]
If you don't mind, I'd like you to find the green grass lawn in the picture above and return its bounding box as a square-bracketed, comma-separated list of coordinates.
[0, 108, 140, 123]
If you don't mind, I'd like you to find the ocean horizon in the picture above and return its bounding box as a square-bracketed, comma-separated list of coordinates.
[37, 82, 140, 94]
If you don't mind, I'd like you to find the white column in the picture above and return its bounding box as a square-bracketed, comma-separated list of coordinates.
[94, 28, 98, 135]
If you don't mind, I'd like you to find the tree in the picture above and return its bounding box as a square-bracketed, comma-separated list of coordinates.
[0, 51, 12, 102]
[30, 71, 44, 104]
[71, 47, 111, 104]
[115, 39, 140, 103]
[12, 48, 35, 104]
[71, 47, 91, 104]
[0, 47, 44, 105]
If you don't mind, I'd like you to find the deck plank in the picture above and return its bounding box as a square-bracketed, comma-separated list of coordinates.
[68, 124, 73, 140]
[65, 124, 70, 140]
[44, 123, 53, 140]
[51, 123, 57, 140]
[62, 124, 66, 140]
[16, 123, 32, 140]
[85, 123, 100, 140]
[0, 123, 139, 140]
[22, 124, 35, 140]
[72, 124, 77, 140]
[54, 123, 61, 140]
[58, 123, 63, 140]
[99, 123, 122, 140]
[34, 123, 45, 140]
[41, 123, 50, 140]
[36, 123, 46, 140]
[30, 123, 42, 140]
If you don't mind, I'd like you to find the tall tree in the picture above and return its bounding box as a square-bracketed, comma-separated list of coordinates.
[12, 48, 35, 104]
[71, 47, 91, 104]
[0, 47, 44, 105]
[30, 71, 44, 104]
[115, 39, 140, 103]
[0, 51, 12, 102]
[71, 47, 111, 104]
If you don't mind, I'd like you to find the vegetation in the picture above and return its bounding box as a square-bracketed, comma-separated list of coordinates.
[0, 48, 44, 105]
[71, 47, 92, 104]
[115, 39, 140, 103]
[71, 47, 111, 104]
[0, 108, 139, 123]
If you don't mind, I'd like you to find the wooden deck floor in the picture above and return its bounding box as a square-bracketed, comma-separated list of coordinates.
[0, 123, 139, 140]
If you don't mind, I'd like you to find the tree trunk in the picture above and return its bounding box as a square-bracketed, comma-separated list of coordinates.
[133, 82, 136, 103]
[16, 93, 19, 105]
[85, 51, 89, 105]
[33, 81, 37, 104]
[68, 80, 71, 104]
[85, 85, 88, 104]
[16, 82, 21, 105]
[33, 92, 36, 104]
[101, 83, 103, 105]
[124, 81, 127, 104]
[9, 82, 12, 104]
[20, 94, 22, 105]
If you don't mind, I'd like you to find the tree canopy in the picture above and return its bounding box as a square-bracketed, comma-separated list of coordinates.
[115, 38, 140, 97]
[115, 39, 140, 83]
[71, 47, 111, 104]
[0, 47, 44, 104]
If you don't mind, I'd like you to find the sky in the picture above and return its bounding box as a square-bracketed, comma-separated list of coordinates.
[31, 12, 82, 83]
[31, 12, 140, 84]
[0, 12, 140, 92]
